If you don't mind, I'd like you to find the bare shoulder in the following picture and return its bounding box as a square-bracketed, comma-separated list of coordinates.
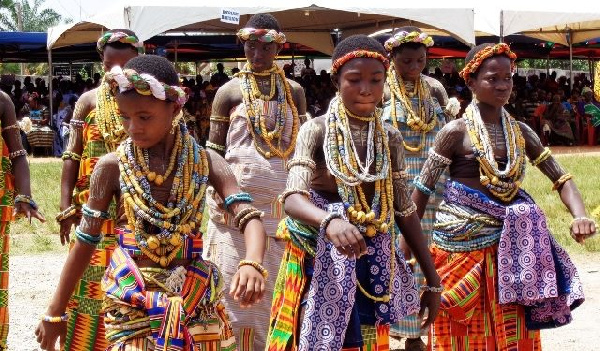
[0, 90, 11, 103]
[212, 78, 242, 111]
[434, 118, 465, 155]
[95, 152, 120, 174]
[300, 115, 326, 138]
[423, 75, 448, 104]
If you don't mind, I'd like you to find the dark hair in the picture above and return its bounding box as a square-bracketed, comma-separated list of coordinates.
[332, 34, 386, 64]
[124, 55, 179, 86]
[245, 13, 281, 32]
[390, 26, 426, 55]
[102, 29, 140, 53]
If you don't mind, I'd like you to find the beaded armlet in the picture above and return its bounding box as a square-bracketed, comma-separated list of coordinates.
[531, 147, 551, 167]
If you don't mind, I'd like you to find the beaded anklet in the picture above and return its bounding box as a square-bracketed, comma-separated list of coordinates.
[82, 204, 110, 219]
[413, 176, 434, 196]
[238, 259, 268, 279]
[223, 192, 253, 212]
[75, 226, 103, 246]
[61, 151, 82, 161]
[41, 312, 69, 323]
[14, 194, 38, 210]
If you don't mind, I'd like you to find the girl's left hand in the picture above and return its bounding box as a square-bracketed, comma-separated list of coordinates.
[230, 264, 265, 308]
[13, 202, 46, 223]
[570, 217, 596, 243]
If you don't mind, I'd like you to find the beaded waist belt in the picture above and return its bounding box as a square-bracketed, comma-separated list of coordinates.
[116, 227, 203, 260]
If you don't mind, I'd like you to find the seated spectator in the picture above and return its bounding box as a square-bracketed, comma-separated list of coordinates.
[541, 94, 575, 145]
[300, 58, 316, 78]
[20, 92, 50, 126]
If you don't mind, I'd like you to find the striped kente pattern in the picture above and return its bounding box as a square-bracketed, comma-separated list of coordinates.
[0, 137, 13, 350]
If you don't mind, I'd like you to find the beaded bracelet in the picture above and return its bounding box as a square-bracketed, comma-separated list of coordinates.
[278, 188, 311, 203]
[530, 147, 551, 167]
[319, 212, 342, 234]
[209, 115, 230, 123]
[206, 141, 226, 152]
[1, 124, 20, 132]
[238, 259, 268, 279]
[55, 205, 81, 223]
[429, 149, 452, 165]
[223, 192, 253, 212]
[552, 173, 573, 191]
[395, 202, 417, 218]
[41, 312, 69, 323]
[9, 149, 27, 159]
[75, 226, 103, 246]
[233, 206, 258, 228]
[62, 151, 82, 161]
[413, 176, 434, 196]
[70, 119, 85, 129]
[14, 194, 38, 210]
[392, 170, 409, 180]
[286, 157, 316, 171]
[237, 209, 264, 232]
[420, 284, 444, 293]
[82, 204, 110, 219]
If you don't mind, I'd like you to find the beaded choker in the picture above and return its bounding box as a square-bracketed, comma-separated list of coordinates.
[238, 63, 300, 159]
[387, 64, 437, 152]
[331, 50, 390, 75]
[105, 66, 188, 107]
[118, 124, 209, 267]
[384, 31, 434, 52]
[96, 78, 128, 152]
[460, 43, 517, 82]
[464, 102, 526, 202]
[97, 31, 144, 54]
[237, 28, 286, 44]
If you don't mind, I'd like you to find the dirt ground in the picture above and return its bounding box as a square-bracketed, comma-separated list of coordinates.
[7, 251, 600, 350]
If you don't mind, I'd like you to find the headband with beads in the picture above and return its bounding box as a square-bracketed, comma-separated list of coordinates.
[384, 31, 434, 52]
[105, 66, 188, 106]
[97, 31, 145, 54]
[331, 50, 390, 75]
[460, 43, 517, 82]
[236, 28, 287, 44]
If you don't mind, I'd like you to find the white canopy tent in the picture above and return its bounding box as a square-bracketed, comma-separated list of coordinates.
[47, 1, 476, 55]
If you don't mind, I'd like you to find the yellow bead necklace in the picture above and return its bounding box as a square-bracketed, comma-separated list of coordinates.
[96, 78, 128, 152]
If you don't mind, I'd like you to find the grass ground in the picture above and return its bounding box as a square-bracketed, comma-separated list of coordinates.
[9, 154, 600, 255]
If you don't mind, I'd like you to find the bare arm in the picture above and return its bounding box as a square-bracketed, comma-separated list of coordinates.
[288, 80, 307, 122]
[520, 122, 595, 242]
[206, 80, 239, 155]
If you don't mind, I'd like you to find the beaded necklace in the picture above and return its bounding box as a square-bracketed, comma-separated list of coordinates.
[118, 123, 209, 267]
[464, 102, 526, 202]
[238, 63, 300, 159]
[323, 96, 395, 302]
[96, 78, 128, 152]
[387, 64, 437, 152]
[135, 127, 181, 186]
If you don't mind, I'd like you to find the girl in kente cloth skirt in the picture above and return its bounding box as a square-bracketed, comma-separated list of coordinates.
[266, 35, 442, 351]
[413, 43, 595, 350]
[36, 55, 268, 351]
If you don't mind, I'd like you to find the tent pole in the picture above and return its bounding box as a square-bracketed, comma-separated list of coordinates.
[569, 29, 573, 91]
[499, 10, 504, 42]
[48, 48, 53, 128]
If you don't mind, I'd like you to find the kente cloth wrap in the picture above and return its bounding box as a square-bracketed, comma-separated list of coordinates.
[117, 227, 203, 261]
[97, 31, 144, 54]
[101, 246, 236, 350]
[0, 127, 14, 350]
[267, 190, 419, 351]
[64, 108, 119, 351]
[382, 77, 447, 338]
[203, 100, 295, 350]
[433, 180, 584, 330]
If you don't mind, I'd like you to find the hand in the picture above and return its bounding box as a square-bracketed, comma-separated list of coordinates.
[229, 264, 265, 308]
[570, 217, 596, 243]
[13, 202, 46, 224]
[419, 290, 441, 329]
[325, 218, 367, 259]
[35, 320, 66, 351]
[59, 216, 80, 245]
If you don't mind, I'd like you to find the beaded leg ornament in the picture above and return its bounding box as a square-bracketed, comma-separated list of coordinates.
[238, 63, 300, 159]
[118, 123, 210, 267]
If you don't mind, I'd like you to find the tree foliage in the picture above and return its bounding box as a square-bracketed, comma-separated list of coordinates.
[0, 0, 64, 32]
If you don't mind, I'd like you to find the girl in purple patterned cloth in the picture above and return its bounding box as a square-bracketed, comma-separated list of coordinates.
[266, 35, 441, 351]
[413, 43, 596, 350]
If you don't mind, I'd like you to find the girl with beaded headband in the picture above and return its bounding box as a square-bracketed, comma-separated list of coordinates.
[55, 28, 142, 351]
[0, 89, 46, 350]
[202, 13, 307, 351]
[36, 55, 268, 351]
[413, 43, 595, 350]
[266, 34, 441, 351]
[381, 27, 450, 349]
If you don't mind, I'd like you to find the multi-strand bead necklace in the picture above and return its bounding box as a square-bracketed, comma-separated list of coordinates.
[387, 64, 437, 152]
[118, 124, 209, 267]
[96, 79, 128, 151]
[464, 103, 526, 202]
[238, 63, 299, 159]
